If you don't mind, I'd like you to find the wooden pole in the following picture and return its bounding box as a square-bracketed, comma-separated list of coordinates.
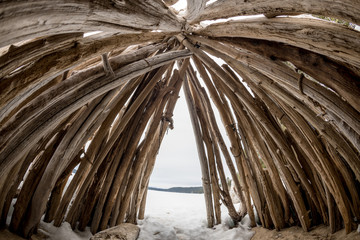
[183, 70, 215, 228]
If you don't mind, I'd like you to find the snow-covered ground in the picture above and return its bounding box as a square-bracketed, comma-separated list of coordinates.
[39, 221, 93, 240]
[138, 190, 254, 240]
[38, 190, 254, 240]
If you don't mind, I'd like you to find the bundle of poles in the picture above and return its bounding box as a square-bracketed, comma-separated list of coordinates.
[0, 0, 359, 238]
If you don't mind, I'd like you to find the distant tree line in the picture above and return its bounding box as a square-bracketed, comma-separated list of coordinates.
[148, 186, 204, 194]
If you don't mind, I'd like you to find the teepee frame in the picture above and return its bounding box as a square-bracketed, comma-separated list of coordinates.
[0, 0, 359, 237]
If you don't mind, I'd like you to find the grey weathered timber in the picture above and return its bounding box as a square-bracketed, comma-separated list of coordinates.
[183, 74, 215, 228]
[0, 32, 170, 119]
[90, 223, 139, 240]
[180, 37, 311, 231]
[185, 0, 207, 22]
[187, 36, 360, 154]
[0, 49, 192, 179]
[196, 17, 360, 68]
[1, 0, 359, 237]
[191, 56, 252, 224]
[206, 36, 360, 114]
[194, 0, 360, 25]
[0, 0, 182, 48]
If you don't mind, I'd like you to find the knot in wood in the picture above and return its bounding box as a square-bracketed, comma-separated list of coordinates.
[227, 123, 237, 132]
[162, 112, 174, 130]
[298, 73, 304, 95]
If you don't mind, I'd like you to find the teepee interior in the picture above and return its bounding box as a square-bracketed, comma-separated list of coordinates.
[0, 0, 360, 238]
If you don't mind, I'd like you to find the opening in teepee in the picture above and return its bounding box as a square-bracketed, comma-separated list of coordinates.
[0, 0, 359, 239]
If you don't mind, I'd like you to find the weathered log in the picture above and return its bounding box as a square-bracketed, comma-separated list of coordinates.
[137, 184, 148, 220]
[325, 184, 336, 233]
[198, 41, 356, 231]
[0, 161, 23, 227]
[21, 104, 95, 236]
[223, 65, 321, 210]
[180, 36, 310, 231]
[0, 49, 192, 179]
[132, 89, 174, 222]
[243, 68, 354, 232]
[191, 56, 250, 221]
[92, 65, 173, 231]
[92, 67, 172, 232]
[195, 0, 360, 25]
[236, 72, 328, 224]
[0, 0, 181, 48]
[84, 72, 159, 229]
[0, 37, 168, 123]
[185, 0, 207, 22]
[187, 68, 222, 224]
[134, 74, 176, 217]
[326, 143, 360, 219]
[67, 74, 154, 230]
[190, 36, 360, 156]
[207, 37, 360, 118]
[109, 161, 131, 227]
[191, 38, 360, 183]
[53, 83, 136, 227]
[112, 89, 175, 230]
[0, 33, 82, 79]
[65, 75, 144, 220]
[183, 72, 214, 228]
[10, 127, 68, 235]
[136, 63, 191, 220]
[196, 17, 360, 68]
[0, 146, 38, 227]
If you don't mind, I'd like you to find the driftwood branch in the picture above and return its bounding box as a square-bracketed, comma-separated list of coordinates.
[196, 17, 360, 68]
[194, 0, 360, 25]
[185, 0, 207, 22]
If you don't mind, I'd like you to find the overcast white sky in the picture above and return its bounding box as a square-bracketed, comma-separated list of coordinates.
[148, 1, 235, 189]
[149, 89, 202, 188]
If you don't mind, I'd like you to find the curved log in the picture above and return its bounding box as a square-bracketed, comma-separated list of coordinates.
[195, 0, 360, 25]
[0, 32, 170, 119]
[207, 37, 360, 114]
[0, 49, 192, 179]
[196, 17, 360, 68]
[0, 0, 181, 48]
[187, 36, 360, 153]
[185, 0, 207, 22]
